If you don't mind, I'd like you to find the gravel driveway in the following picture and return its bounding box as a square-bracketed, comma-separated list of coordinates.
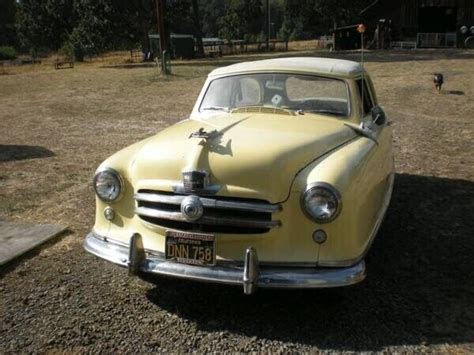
[1, 50, 473, 352]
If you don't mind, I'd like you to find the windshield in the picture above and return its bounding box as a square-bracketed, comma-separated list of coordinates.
[199, 73, 350, 117]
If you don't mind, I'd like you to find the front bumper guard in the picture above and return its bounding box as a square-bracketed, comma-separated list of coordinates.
[84, 232, 366, 294]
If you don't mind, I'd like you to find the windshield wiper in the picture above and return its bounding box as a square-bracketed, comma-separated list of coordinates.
[304, 109, 346, 116]
[232, 105, 298, 115]
[201, 106, 229, 112]
[281, 107, 345, 116]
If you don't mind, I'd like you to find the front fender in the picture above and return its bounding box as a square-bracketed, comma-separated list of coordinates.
[293, 134, 393, 266]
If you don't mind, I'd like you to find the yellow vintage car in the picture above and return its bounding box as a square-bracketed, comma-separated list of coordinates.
[84, 57, 394, 294]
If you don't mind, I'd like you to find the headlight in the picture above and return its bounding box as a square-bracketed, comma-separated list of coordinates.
[93, 168, 124, 202]
[302, 182, 342, 223]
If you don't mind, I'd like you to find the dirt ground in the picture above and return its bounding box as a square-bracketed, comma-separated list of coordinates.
[1, 49, 474, 352]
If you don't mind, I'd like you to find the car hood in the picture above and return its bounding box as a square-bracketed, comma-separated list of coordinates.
[130, 113, 357, 203]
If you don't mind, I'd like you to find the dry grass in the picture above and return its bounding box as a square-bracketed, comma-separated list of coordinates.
[288, 39, 326, 51]
[0, 62, 209, 233]
[0, 40, 323, 76]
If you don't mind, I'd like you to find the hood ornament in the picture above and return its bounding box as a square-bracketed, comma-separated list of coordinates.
[189, 127, 221, 140]
[188, 118, 250, 141]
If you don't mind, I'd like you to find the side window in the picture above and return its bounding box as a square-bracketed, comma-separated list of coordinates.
[234, 77, 261, 107]
[356, 79, 375, 115]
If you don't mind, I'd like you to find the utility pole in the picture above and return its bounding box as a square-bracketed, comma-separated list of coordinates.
[191, 0, 204, 58]
[266, 0, 270, 51]
[155, 0, 170, 74]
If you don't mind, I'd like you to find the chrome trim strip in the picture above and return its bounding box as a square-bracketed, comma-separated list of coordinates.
[136, 206, 188, 221]
[134, 192, 280, 213]
[218, 260, 318, 267]
[135, 206, 280, 229]
[90, 233, 165, 258]
[172, 183, 221, 195]
[84, 232, 366, 290]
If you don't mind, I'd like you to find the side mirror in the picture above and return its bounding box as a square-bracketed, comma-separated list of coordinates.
[371, 106, 386, 126]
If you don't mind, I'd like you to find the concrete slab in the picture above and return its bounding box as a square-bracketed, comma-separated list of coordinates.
[0, 220, 66, 265]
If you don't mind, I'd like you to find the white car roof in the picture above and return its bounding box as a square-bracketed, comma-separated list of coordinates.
[209, 57, 364, 78]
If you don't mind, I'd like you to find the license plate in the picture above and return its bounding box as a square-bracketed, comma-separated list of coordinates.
[165, 230, 215, 266]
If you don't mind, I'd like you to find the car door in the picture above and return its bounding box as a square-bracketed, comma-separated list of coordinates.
[356, 76, 394, 229]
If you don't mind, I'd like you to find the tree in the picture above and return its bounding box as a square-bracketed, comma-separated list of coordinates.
[218, 9, 241, 41]
[12, 0, 374, 57]
[267, 0, 284, 40]
[276, 0, 372, 40]
[136, 0, 155, 54]
[15, 0, 145, 58]
[166, 0, 193, 34]
[68, 0, 113, 60]
[278, 19, 292, 41]
[314, 0, 373, 29]
[198, 0, 226, 37]
[16, 0, 74, 53]
[0, 0, 17, 46]
[69, 0, 146, 61]
[218, 0, 262, 42]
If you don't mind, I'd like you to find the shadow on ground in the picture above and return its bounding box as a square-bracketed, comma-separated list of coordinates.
[447, 90, 465, 95]
[0, 145, 55, 162]
[145, 173, 474, 350]
[102, 63, 158, 69]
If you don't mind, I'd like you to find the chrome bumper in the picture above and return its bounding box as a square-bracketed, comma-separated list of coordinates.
[84, 232, 366, 294]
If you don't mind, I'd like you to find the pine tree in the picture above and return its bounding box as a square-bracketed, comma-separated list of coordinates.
[0, 0, 17, 46]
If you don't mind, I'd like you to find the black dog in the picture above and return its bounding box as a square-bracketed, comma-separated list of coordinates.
[433, 73, 444, 93]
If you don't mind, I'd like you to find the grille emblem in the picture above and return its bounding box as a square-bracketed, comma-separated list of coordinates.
[180, 195, 204, 221]
[182, 170, 209, 192]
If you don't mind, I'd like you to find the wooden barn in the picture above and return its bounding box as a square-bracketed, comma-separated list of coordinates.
[360, 0, 474, 48]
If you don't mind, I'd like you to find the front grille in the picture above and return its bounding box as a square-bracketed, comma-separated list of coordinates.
[134, 190, 281, 234]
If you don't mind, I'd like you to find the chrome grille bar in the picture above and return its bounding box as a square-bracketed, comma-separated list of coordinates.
[135, 206, 280, 229]
[134, 192, 280, 213]
[134, 190, 280, 233]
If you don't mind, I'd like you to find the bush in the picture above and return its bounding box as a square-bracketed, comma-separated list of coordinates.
[58, 41, 74, 60]
[0, 46, 17, 60]
[68, 27, 100, 62]
[278, 21, 292, 42]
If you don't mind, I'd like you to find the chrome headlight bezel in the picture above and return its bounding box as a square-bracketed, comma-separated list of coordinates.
[301, 182, 342, 223]
[93, 167, 124, 203]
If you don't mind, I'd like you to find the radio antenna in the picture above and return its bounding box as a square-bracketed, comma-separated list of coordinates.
[357, 23, 366, 116]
